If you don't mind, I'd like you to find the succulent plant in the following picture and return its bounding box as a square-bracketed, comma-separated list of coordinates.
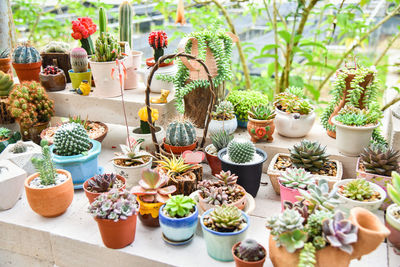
[131, 169, 177, 203]
[155, 153, 193, 178]
[274, 87, 312, 115]
[0, 127, 11, 139]
[360, 143, 400, 177]
[10, 140, 28, 153]
[227, 138, 256, 164]
[299, 179, 340, 213]
[53, 122, 91, 156]
[305, 210, 334, 249]
[335, 104, 382, 127]
[70, 47, 88, 73]
[87, 173, 119, 193]
[99, 6, 107, 34]
[279, 168, 314, 190]
[204, 204, 246, 232]
[0, 71, 14, 97]
[210, 130, 233, 153]
[138, 106, 159, 134]
[212, 100, 235, 121]
[322, 211, 358, 254]
[388, 171, 400, 206]
[283, 199, 310, 222]
[289, 140, 329, 172]
[0, 48, 10, 58]
[200, 186, 229, 205]
[12, 43, 41, 64]
[42, 41, 70, 53]
[119, 1, 133, 48]
[42, 65, 62, 75]
[339, 179, 375, 201]
[216, 170, 238, 186]
[298, 243, 316, 267]
[69, 115, 90, 130]
[164, 195, 196, 218]
[93, 32, 122, 62]
[234, 239, 266, 262]
[88, 189, 138, 222]
[165, 119, 197, 147]
[31, 144, 57, 186]
[148, 31, 168, 62]
[113, 138, 149, 166]
[248, 104, 276, 120]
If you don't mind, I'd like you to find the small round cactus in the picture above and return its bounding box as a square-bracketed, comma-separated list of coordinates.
[227, 138, 255, 164]
[70, 47, 88, 73]
[42, 41, 70, 53]
[12, 43, 41, 64]
[53, 122, 91, 156]
[235, 239, 266, 262]
[165, 119, 197, 146]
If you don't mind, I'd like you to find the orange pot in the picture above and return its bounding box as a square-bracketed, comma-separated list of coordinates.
[94, 213, 138, 249]
[232, 242, 267, 267]
[24, 169, 74, 217]
[199, 185, 247, 212]
[12, 61, 42, 82]
[0, 58, 12, 75]
[163, 139, 197, 155]
[83, 175, 126, 204]
[247, 117, 275, 143]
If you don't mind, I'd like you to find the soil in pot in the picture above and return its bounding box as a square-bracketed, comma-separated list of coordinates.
[113, 155, 151, 167]
[274, 155, 338, 177]
[198, 184, 247, 212]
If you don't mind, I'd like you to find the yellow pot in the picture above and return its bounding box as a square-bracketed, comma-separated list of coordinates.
[137, 197, 163, 227]
[69, 69, 92, 89]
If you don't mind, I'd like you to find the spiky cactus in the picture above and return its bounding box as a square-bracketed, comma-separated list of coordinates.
[298, 243, 316, 267]
[70, 48, 88, 73]
[99, 7, 108, 34]
[119, 1, 133, 48]
[289, 140, 329, 172]
[165, 119, 197, 146]
[10, 141, 28, 154]
[12, 43, 41, 64]
[93, 32, 121, 62]
[205, 205, 246, 232]
[42, 41, 70, 53]
[53, 122, 91, 156]
[234, 239, 266, 262]
[279, 168, 314, 190]
[31, 145, 57, 186]
[360, 143, 400, 177]
[0, 71, 14, 97]
[148, 31, 168, 62]
[227, 138, 255, 164]
[210, 130, 233, 152]
[339, 178, 374, 201]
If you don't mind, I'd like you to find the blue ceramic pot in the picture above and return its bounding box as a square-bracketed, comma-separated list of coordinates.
[159, 204, 198, 244]
[200, 208, 249, 261]
[50, 139, 101, 189]
[236, 115, 248, 128]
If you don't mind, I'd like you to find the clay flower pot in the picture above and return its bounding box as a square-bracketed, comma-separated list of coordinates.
[278, 180, 302, 210]
[39, 69, 67, 92]
[232, 241, 267, 267]
[24, 169, 74, 217]
[89, 59, 122, 98]
[205, 144, 221, 176]
[0, 58, 12, 75]
[83, 175, 126, 204]
[163, 139, 197, 155]
[136, 197, 163, 227]
[198, 185, 247, 212]
[385, 204, 400, 254]
[19, 121, 49, 144]
[247, 117, 275, 143]
[12, 61, 42, 82]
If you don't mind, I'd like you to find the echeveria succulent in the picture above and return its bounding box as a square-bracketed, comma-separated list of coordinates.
[87, 173, 117, 193]
[164, 195, 196, 218]
[299, 179, 340, 212]
[279, 168, 314, 190]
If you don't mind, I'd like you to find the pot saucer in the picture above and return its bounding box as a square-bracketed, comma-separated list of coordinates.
[162, 233, 194, 246]
[73, 166, 104, 189]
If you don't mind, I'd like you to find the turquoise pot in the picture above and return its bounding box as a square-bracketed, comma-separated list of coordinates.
[50, 139, 101, 189]
[159, 204, 198, 244]
[235, 114, 248, 128]
[200, 208, 249, 261]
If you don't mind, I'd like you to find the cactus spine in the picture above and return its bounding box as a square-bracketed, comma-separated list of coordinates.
[227, 138, 256, 164]
[94, 33, 121, 62]
[165, 119, 196, 146]
[12, 43, 41, 64]
[53, 122, 91, 156]
[0, 71, 14, 97]
[119, 1, 133, 48]
[99, 7, 107, 34]
[70, 48, 88, 73]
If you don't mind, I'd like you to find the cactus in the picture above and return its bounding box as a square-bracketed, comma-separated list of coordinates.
[304, 210, 334, 248]
[119, 1, 133, 48]
[339, 178, 375, 201]
[360, 143, 400, 177]
[148, 31, 168, 62]
[289, 140, 330, 173]
[279, 168, 314, 190]
[93, 32, 121, 62]
[204, 205, 247, 232]
[12, 43, 41, 64]
[53, 122, 91, 156]
[70, 48, 88, 73]
[234, 239, 266, 262]
[227, 138, 256, 164]
[165, 119, 197, 146]
[42, 41, 70, 53]
[0, 48, 10, 58]
[99, 7, 108, 34]
[31, 145, 57, 186]
[10, 140, 28, 153]
[0, 71, 14, 97]
[42, 65, 61, 75]
[298, 243, 316, 267]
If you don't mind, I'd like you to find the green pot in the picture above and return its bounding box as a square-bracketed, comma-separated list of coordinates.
[69, 69, 92, 89]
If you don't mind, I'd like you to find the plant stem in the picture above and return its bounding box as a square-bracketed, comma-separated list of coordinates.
[374, 30, 400, 66]
[382, 96, 400, 112]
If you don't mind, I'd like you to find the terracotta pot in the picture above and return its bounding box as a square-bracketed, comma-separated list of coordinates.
[146, 57, 174, 67]
[12, 61, 42, 82]
[205, 144, 221, 176]
[41, 52, 71, 82]
[163, 139, 197, 155]
[278, 180, 301, 210]
[83, 175, 126, 204]
[232, 242, 266, 267]
[247, 117, 275, 143]
[20, 121, 49, 144]
[39, 70, 67, 92]
[198, 185, 247, 212]
[24, 169, 74, 217]
[137, 197, 163, 227]
[94, 212, 138, 249]
[385, 204, 400, 254]
[0, 58, 12, 75]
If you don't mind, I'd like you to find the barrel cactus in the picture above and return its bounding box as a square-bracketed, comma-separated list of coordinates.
[119, 1, 133, 48]
[234, 239, 266, 262]
[227, 138, 255, 164]
[148, 31, 168, 62]
[165, 119, 197, 147]
[53, 122, 91, 156]
[0, 71, 14, 97]
[12, 43, 41, 64]
[93, 32, 121, 62]
[70, 48, 88, 73]
[42, 41, 70, 53]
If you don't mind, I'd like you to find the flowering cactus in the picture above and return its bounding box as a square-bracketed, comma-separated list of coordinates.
[71, 17, 97, 55]
[148, 31, 168, 62]
[42, 66, 61, 75]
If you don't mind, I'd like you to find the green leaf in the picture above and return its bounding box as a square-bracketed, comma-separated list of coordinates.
[299, 41, 327, 50]
[304, 83, 320, 100]
[261, 44, 280, 54]
[305, 61, 336, 71]
[278, 30, 292, 44]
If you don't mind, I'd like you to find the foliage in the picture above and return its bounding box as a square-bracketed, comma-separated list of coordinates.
[339, 179, 374, 201]
[388, 171, 400, 206]
[164, 195, 196, 218]
[31, 144, 57, 186]
[279, 168, 314, 190]
[227, 90, 269, 121]
[155, 153, 193, 178]
[212, 100, 235, 121]
[298, 243, 316, 267]
[248, 104, 276, 120]
[305, 210, 334, 249]
[210, 130, 233, 152]
[87, 173, 118, 193]
[227, 138, 256, 164]
[361, 143, 400, 177]
[0, 48, 10, 59]
[0, 127, 11, 139]
[335, 104, 382, 126]
[234, 239, 266, 262]
[289, 140, 329, 173]
[113, 138, 149, 166]
[165, 119, 196, 147]
[299, 179, 340, 213]
[69, 115, 89, 130]
[93, 32, 121, 62]
[53, 122, 90, 156]
[274, 87, 313, 115]
[0, 71, 14, 97]
[206, 204, 246, 232]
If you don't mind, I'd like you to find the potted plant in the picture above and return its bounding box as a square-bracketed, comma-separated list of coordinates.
[0, 127, 20, 153]
[217, 138, 267, 197]
[205, 130, 233, 175]
[201, 205, 249, 261]
[273, 87, 315, 138]
[12, 43, 42, 82]
[0, 71, 14, 124]
[83, 173, 126, 204]
[112, 138, 152, 189]
[331, 104, 381, 156]
[70, 17, 96, 55]
[227, 90, 269, 128]
[357, 143, 400, 209]
[208, 100, 237, 135]
[39, 65, 66, 92]
[0, 159, 27, 210]
[247, 104, 276, 143]
[197, 170, 247, 212]
[267, 140, 343, 194]
[88, 189, 139, 249]
[387, 171, 400, 254]
[159, 195, 198, 245]
[0, 141, 42, 175]
[131, 168, 177, 227]
[41, 41, 71, 82]
[0, 48, 12, 75]
[232, 239, 267, 267]
[163, 118, 197, 154]
[334, 178, 385, 215]
[25, 143, 74, 217]
[68, 47, 92, 90]
[50, 122, 101, 189]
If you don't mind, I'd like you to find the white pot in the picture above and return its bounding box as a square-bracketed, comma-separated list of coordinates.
[208, 118, 238, 135]
[89, 59, 123, 98]
[137, 63, 177, 93]
[0, 141, 42, 175]
[0, 160, 27, 210]
[386, 204, 400, 231]
[124, 51, 143, 90]
[112, 156, 153, 190]
[130, 126, 165, 153]
[274, 107, 315, 138]
[334, 179, 386, 215]
[332, 116, 379, 157]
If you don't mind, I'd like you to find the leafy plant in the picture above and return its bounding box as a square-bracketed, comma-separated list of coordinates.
[31, 144, 57, 186]
[227, 90, 269, 121]
[388, 171, 400, 206]
[289, 140, 329, 173]
[298, 243, 316, 267]
[248, 104, 276, 120]
[212, 100, 235, 121]
[0, 127, 11, 139]
[155, 154, 193, 178]
[274, 87, 312, 115]
[299, 179, 340, 213]
[339, 179, 374, 201]
[164, 195, 196, 218]
[113, 138, 149, 166]
[203, 204, 246, 232]
[360, 143, 400, 177]
[210, 130, 233, 152]
[279, 168, 314, 190]
[87, 173, 119, 193]
[335, 104, 382, 127]
[93, 32, 122, 62]
[234, 239, 266, 262]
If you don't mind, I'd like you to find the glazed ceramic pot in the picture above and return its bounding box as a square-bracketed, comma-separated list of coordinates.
[236, 115, 248, 128]
[94, 212, 138, 249]
[124, 50, 143, 90]
[247, 117, 275, 143]
[278, 180, 301, 210]
[12, 61, 42, 82]
[232, 241, 267, 267]
[218, 148, 267, 197]
[201, 208, 249, 261]
[0, 160, 27, 210]
[208, 118, 238, 135]
[137, 58, 177, 93]
[205, 144, 221, 176]
[0, 141, 42, 175]
[112, 157, 152, 190]
[50, 139, 101, 189]
[39, 70, 67, 92]
[20, 121, 49, 144]
[137, 197, 163, 227]
[0, 58, 12, 75]
[385, 204, 400, 254]
[331, 116, 379, 157]
[83, 175, 126, 204]
[159, 204, 198, 243]
[68, 69, 92, 89]
[24, 169, 74, 217]
[163, 139, 197, 155]
[198, 185, 247, 212]
[274, 108, 315, 138]
[89, 59, 122, 98]
[334, 179, 386, 215]
[130, 126, 164, 153]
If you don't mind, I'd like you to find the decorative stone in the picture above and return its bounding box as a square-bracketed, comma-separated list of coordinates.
[0, 160, 27, 210]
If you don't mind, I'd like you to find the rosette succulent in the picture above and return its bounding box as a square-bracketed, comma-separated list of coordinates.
[87, 173, 119, 193]
[203, 205, 247, 232]
[212, 100, 235, 121]
[299, 179, 340, 213]
[164, 195, 196, 218]
[248, 104, 276, 120]
[360, 143, 400, 177]
[156, 153, 193, 178]
[289, 140, 329, 173]
[279, 168, 314, 190]
[339, 179, 375, 201]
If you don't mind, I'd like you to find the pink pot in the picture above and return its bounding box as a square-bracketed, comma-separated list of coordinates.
[124, 51, 143, 90]
[278, 180, 301, 211]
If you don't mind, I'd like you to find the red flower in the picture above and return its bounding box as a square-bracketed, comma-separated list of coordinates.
[148, 31, 168, 49]
[255, 127, 267, 139]
[71, 17, 97, 40]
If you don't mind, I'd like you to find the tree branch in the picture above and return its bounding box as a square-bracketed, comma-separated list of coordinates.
[374, 30, 400, 66]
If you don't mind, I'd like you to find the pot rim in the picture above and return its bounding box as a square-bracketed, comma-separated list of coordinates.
[247, 116, 274, 123]
[50, 139, 101, 163]
[205, 144, 218, 156]
[386, 204, 400, 228]
[146, 57, 174, 67]
[132, 125, 164, 135]
[163, 138, 197, 150]
[198, 184, 247, 208]
[159, 204, 198, 221]
[0, 57, 11, 62]
[278, 179, 304, 192]
[112, 155, 152, 169]
[217, 148, 267, 166]
[93, 210, 139, 223]
[334, 179, 386, 205]
[88, 57, 127, 65]
[232, 241, 267, 264]
[68, 69, 92, 74]
[274, 106, 314, 117]
[40, 69, 65, 76]
[12, 61, 42, 67]
[200, 208, 249, 236]
[210, 117, 237, 122]
[83, 174, 126, 194]
[331, 116, 379, 130]
[136, 196, 165, 207]
[24, 169, 72, 190]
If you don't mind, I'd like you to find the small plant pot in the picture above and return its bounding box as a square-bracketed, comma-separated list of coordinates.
[124, 50, 143, 90]
[41, 52, 71, 82]
[201, 208, 249, 261]
[19, 121, 49, 144]
[68, 69, 92, 89]
[278, 180, 301, 211]
[0, 141, 42, 175]
[137, 197, 163, 227]
[112, 157, 152, 190]
[0, 58, 12, 75]
[208, 118, 238, 135]
[274, 108, 315, 138]
[0, 160, 27, 210]
[236, 115, 248, 128]
[205, 144, 221, 176]
[247, 117, 275, 143]
[198, 185, 247, 212]
[39, 70, 67, 92]
[163, 139, 197, 155]
[94, 212, 138, 249]
[12, 61, 42, 82]
[137, 57, 176, 93]
[218, 148, 267, 198]
[232, 241, 267, 267]
[159, 204, 198, 244]
[130, 126, 164, 153]
[24, 169, 74, 217]
[385, 204, 400, 254]
[89, 59, 122, 98]
[83, 175, 126, 204]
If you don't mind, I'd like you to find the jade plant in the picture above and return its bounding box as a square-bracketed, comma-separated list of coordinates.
[165, 119, 197, 147]
[274, 87, 313, 115]
[163, 195, 196, 218]
[211, 100, 235, 121]
[203, 204, 247, 232]
[279, 168, 315, 190]
[234, 239, 266, 262]
[31, 144, 57, 186]
[227, 90, 269, 121]
[289, 140, 330, 173]
[338, 178, 377, 201]
[86, 173, 122, 193]
[148, 30, 168, 62]
[248, 104, 276, 120]
[227, 138, 256, 164]
[360, 143, 400, 177]
[53, 122, 91, 156]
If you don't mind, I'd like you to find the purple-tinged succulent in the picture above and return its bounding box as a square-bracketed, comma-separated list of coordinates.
[235, 239, 266, 262]
[87, 173, 118, 193]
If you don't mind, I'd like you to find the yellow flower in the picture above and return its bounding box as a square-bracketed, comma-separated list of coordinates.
[138, 106, 159, 122]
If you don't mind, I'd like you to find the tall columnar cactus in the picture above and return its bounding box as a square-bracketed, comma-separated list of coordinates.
[148, 31, 168, 62]
[227, 138, 255, 164]
[99, 7, 108, 34]
[119, 1, 133, 48]
[93, 32, 121, 62]
[12, 43, 41, 64]
[0, 71, 14, 97]
[70, 48, 88, 73]
[165, 119, 197, 146]
[53, 122, 91, 156]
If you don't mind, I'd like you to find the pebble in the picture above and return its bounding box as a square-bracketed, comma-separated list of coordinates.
[29, 173, 68, 188]
[274, 156, 337, 176]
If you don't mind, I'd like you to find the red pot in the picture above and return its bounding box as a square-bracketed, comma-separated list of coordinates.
[146, 57, 174, 67]
[0, 58, 12, 75]
[232, 242, 267, 267]
[163, 139, 197, 155]
[278, 180, 301, 211]
[12, 61, 42, 82]
[83, 175, 126, 204]
[205, 147, 221, 176]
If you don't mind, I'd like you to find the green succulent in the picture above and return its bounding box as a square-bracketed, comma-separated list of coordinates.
[274, 87, 312, 115]
[340, 179, 374, 201]
[210, 130, 233, 152]
[388, 171, 400, 206]
[10, 141, 28, 153]
[212, 100, 235, 120]
[164, 195, 196, 218]
[208, 205, 246, 232]
[248, 104, 276, 120]
[289, 140, 330, 173]
[227, 90, 269, 121]
[299, 179, 340, 213]
[298, 243, 316, 267]
[279, 168, 314, 190]
[360, 143, 400, 177]
[0, 127, 11, 139]
[312, 236, 327, 250]
[335, 104, 382, 127]
[31, 144, 57, 186]
[227, 138, 256, 164]
[266, 209, 304, 236]
[305, 210, 334, 245]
